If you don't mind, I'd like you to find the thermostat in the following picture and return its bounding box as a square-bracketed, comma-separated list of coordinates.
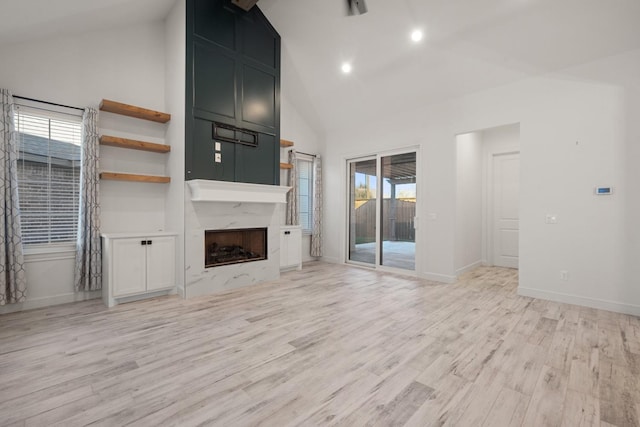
[594, 186, 613, 195]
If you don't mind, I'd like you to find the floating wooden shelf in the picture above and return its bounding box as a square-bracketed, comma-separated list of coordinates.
[100, 135, 170, 153]
[280, 162, 293, 169]
[280, 139, 294, 147]
[99, 99, 171, 123]
[100, 172, 171, 184]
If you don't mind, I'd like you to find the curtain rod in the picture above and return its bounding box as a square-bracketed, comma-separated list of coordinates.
[290, 149, 317, 158]
[14, 95, 84, 112]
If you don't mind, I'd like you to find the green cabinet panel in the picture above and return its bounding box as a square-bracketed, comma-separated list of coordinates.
[241, 64, 276, 129]
[236, 133, 278, 185]
[192, 118, 235, 182]
[193, 0, 236, 49]
[239, 13, 277, 68]
[194, 41, 237, 120]
[186, 0, 280, 185]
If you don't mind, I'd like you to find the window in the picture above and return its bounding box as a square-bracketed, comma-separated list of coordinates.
[14, 104, 82, 246]
[297, 156, 314, 233]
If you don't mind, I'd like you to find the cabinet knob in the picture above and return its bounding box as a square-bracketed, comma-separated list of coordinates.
[147, 240, 152, 245]
[141, 240, 147, 245]
[284, 231, 290, 235]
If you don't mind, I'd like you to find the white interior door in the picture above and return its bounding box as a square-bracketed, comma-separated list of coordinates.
[492, 152, 519, 268]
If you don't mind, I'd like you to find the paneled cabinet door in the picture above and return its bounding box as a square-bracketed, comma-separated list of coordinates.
[280, 227, 301, 269]
[112, 238, 147, 297]
[146, 236, 176, 291]
[286, 228, 302, 267]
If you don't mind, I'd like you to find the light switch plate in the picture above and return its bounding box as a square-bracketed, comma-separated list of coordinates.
[215, 142, 221, 151]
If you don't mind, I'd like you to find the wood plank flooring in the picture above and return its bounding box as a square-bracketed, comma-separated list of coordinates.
[1, 262, 639, 426]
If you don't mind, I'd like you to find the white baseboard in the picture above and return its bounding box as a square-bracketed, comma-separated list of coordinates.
[456, 261, 483, 277]
[320, 255, 342, 264]
[518, 287, 640, 317]
[420, 272, 457, 284]
[0, 290, 101, 314]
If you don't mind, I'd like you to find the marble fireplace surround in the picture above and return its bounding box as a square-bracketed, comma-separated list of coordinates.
[184, 180, 290, 299]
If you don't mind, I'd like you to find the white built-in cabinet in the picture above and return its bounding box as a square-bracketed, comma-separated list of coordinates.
[102, 232, 177, 307]
[280, 225, 302, 271]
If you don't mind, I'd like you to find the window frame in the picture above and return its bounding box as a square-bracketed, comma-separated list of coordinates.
[13, 100, 83, 254]
[297, 154, 315, 235]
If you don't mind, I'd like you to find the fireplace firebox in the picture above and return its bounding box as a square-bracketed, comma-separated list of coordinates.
[205, 228, 267, 268]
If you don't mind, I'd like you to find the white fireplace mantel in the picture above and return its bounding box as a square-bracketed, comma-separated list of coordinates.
[187, 179, 291, 204]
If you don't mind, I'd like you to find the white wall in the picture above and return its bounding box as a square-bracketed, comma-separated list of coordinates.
[164, 0, 186, 295]
[324, 49, 640, 315]
[0, 21, 168, 312]
[279, 51, 324, 263]
[455, 132, 483, 274]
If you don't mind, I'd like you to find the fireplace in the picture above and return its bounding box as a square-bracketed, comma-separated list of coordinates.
[205, 228, 267, 268]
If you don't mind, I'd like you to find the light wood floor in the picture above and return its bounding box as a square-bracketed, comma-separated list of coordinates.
[1, 263, 639, 427]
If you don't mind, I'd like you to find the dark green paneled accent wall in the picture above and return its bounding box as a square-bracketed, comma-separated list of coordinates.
[186, 0, 281, 184]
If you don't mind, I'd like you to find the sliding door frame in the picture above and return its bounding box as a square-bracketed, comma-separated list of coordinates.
[344, 146, 421, 276]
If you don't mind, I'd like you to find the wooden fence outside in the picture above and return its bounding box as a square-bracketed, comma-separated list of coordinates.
[355, 199, 415, 244]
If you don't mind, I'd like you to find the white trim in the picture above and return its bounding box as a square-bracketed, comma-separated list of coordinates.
[0, 291, 100, 314]
[101, 231, 178, 239]
[420, 271, 457, 284]
[187, 180, 290, 204]
[176, 286, 186, 298]
[321, 255, 342, 264]
[518, 287, 640, 317]
[456, 260, 483, 276]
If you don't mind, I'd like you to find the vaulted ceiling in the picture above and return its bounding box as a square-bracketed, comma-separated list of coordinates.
[259, 0, 640, 132]
[1, 0, 639, 134]
[0, 0, 176, 46]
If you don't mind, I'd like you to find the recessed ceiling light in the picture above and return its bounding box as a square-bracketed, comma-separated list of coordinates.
[341, 62, 352, 74]
[411, 29, 423, 43]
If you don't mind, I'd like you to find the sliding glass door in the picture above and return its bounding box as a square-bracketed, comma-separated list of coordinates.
[348, 151, 417, 271]
[348, 158, 377, 265]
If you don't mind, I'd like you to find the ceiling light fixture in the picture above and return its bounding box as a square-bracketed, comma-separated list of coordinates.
[341, 62, 352, 74]
[411, 29, 423, 43]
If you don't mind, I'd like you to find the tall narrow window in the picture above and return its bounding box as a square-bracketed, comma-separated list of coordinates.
[297, 156, 314, 233]
[14, 104, 82, 246]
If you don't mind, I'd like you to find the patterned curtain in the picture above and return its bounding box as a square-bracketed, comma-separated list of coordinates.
[286, 149, 299, 225]
[310, 156, 323, 257]
[74, 108, 102, 291]
[0, 89, 27, 305]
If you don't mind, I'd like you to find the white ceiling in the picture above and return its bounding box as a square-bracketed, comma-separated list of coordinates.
[259, 0, 640, 132]
[1, 0, 638, 133]
[0, 0, 176, 45]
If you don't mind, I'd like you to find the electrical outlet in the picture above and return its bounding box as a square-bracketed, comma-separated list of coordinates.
[560, 270, 569, 281]
[215, 153, 222, 163]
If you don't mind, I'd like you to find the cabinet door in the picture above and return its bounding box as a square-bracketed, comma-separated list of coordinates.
[112, 239, 147, 297]
[287, 228, 302, 267]
[146, 236, 176, 291]
[279, 230, 289, 268]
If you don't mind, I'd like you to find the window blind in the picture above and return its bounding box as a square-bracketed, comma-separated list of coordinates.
[297, 157, 313, 233]
[14, 105, 82, 245]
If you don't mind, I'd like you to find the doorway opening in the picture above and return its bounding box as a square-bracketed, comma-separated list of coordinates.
[347, 151, 417, 272]
[455, 123, 520, 275]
